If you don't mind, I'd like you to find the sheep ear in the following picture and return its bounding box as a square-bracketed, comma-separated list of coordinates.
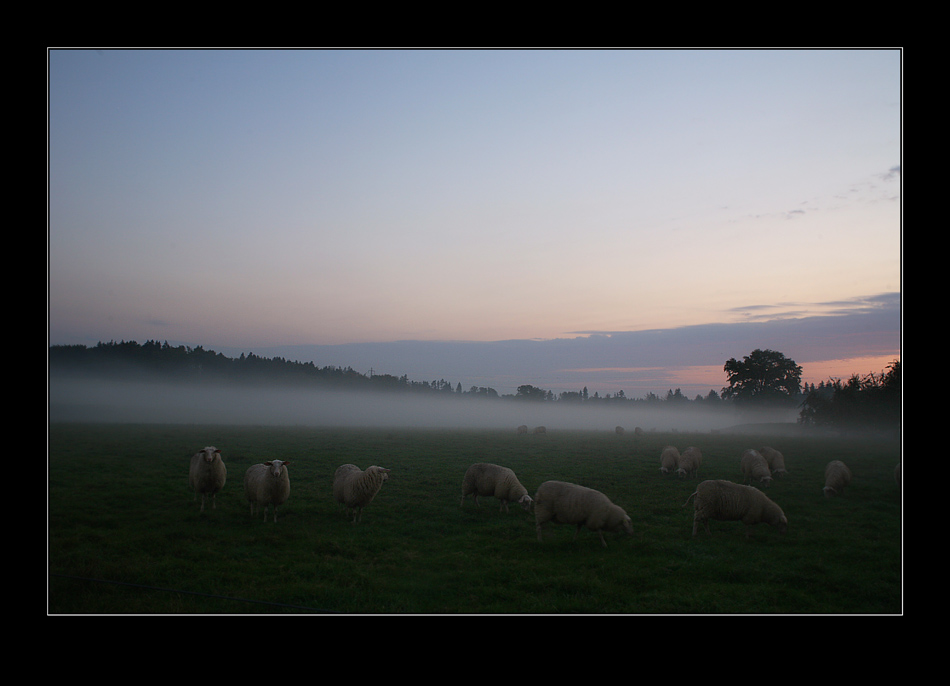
[215, 449, 221, 454]
[264, 461, 273, 466]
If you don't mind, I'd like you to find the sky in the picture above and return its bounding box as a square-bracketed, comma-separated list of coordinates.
[47, 48, 901, 398]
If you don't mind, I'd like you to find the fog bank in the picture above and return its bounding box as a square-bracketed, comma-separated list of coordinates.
[48, 376, 800, 432]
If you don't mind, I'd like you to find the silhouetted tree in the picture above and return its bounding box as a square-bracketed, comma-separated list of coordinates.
[722, 349, 802, 406]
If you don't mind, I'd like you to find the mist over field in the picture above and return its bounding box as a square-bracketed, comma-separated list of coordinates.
[48, 376, 798, 432]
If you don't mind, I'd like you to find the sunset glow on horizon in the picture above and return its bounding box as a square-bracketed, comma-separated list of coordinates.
[48, 49, 901, 398]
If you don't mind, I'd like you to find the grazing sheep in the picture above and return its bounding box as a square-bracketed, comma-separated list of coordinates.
[684, 479, 787, 537]
[740, 449, 772, 487]
[634, 427, 644, 436]
[189, 446, 226, 512]
[615, 426, 625, 435]
[460, 462, 533, 512]
[243, 460, 291, 522]
[333, 464, 391, 523]
[534, 480, 633, 548]
[759, 446, 787, 477]
[676, 446, 701, 479]
[517, 424, 528, 435]
[823, 460, 852, 498]
[533, 425, 547, 434]
[660, 445, 680, 475]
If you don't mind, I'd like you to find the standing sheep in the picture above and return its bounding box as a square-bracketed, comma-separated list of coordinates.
[615, 426, 625, 435]
[823, 460, 852, 498]
[534, 480, 633, 547]
[517, 424, 528, 435]
[333, 464, 391, 523]
[759, 446, 787, 477]
[243, 460, 291, 522]
[660, 446, 680, 475]
[740, 449, 772, 487]
[533, 425, 547, 434]
[189, 446, 226, 512]
[676, 446, 701, 479]
[684, 479, 788, 538]
[461, 463, 533, 513]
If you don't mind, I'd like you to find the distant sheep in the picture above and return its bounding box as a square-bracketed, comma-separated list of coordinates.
[615, 426, 625, 435]
[333, 464, 391, 523]
[534, 480, 633, 547]
[660, 446, 680, 475]
[533, 425, 547, 434]
[684, 479, 787, 537]
[634, 427, 644, 436]
[676, 446, 702, 479]
[740, 449, 772, 487]
[517, 425, 528, 435]
[759, 446, 787, 477]
[460, 463, 533, 513]
[189, 446, 226, 512]
[243, 460, 291, 522]
[823, 460, 852, 498]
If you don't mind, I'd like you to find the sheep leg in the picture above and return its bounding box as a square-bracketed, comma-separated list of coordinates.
[598, 532, 608, 548]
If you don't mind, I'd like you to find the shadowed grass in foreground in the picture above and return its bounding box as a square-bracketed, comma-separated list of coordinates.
[48, 423, 902, 614]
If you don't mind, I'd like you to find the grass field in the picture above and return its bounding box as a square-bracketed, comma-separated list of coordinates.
[47, 422, 902, 614]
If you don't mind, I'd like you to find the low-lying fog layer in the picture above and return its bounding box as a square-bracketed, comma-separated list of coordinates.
[48, 377, 799, 432]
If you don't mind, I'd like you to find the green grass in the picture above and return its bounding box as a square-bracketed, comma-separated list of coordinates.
[47, 423, 902, 614]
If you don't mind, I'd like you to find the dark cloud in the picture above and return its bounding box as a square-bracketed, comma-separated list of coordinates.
[229, 292, 900, 397]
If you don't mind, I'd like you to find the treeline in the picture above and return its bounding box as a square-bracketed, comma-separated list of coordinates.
[798, 361, 901, 430]
[48, 340, 901, 428]
[47, 339, 725, 405]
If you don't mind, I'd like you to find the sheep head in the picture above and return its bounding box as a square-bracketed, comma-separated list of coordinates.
[264, 460, 289, 477]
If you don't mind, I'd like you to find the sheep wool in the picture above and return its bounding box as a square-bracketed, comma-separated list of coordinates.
[460, 462, 533, 513]
[534, 480, 633, 548]
[823, 460, 852, 498]
[243, 460, 291, 522]
[533, 425, 547, 434]
[189, 446, 226, 512]
[660, 446, 680, 475]
[759, 446, 787, 477]
[333, 463, 391, 523]
[740, 449, 772, 487]
[516, 425, 528, 435]
[676, 446, 702, 479]
[685, 479, 787, 537]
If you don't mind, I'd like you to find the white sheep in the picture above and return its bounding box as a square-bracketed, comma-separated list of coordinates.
[189, 446, 226, 512]
[333, 463, 391, 523]
[533, 425, 547, 434]
[517, 424, 528, 435]
[660, 445, 680, 475]
[759, 446, 787, 477]
[534, 480, 633, 547]
[684, 479, 787, 537]
[243, 460, 291, 522]
[615, 425, 625, 435]
[676, 446, 701, 479]
[460, 462, 533, 513]
[740, 449, 772, 487]
[823, 460, 852, 498]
